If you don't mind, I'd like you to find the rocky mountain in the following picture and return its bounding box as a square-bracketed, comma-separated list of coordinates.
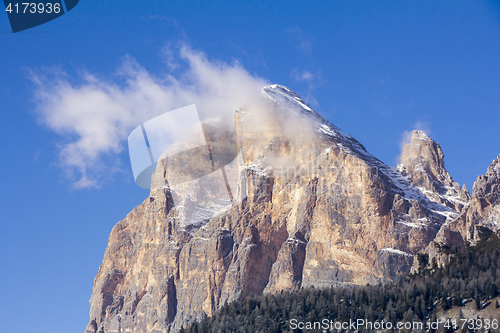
[84, 85, 494, 333]
[438, 154, 500, 245]
[419, 154, 500, 268]
[398, 130, 470, 212]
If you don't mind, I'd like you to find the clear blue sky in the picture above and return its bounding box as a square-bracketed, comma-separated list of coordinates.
[1, 1, 499, 332]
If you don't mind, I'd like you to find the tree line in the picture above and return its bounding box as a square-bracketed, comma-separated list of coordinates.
[181, 228, 500, 332]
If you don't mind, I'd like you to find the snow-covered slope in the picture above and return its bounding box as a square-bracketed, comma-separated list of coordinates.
[261, 84, 465, 226]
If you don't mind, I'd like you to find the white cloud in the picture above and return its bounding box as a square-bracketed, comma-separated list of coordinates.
[291, 68, 314, 82]
[303, 93, 319, 107]
[290, 68, 322, 87]
[160, 43, 181, 70]
[399, 130, 413, 154]
[286, 27, 313, 56]
[290, 68, 323, 106]
[31, 45, 269, 188]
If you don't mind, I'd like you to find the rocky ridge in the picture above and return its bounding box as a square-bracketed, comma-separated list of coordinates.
[84, 85, 493, 333]
[439, 154, 500, 244]
[417, 154, 500, 269]
[398, 130, 470, 212]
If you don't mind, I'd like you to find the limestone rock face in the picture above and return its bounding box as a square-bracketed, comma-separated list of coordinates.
[435, 154, 500, 247]
[85, 85, 469, 333]
[398, 130, 471, 212]
[410, 155, 500, 273]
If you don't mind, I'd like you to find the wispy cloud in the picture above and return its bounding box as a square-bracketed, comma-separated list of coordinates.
[291, 68, 314, 82]
[290, 68, 323, 107]
[286, 28, 320, 106]
[286, 27, 313, 56]
[160, 43, 181, 70]
[31, 45, 269, 188]
[398, 121, 432, 163]
[290, 68, 322, 89]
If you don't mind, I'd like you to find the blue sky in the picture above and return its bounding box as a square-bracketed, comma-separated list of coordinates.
[1, 1, 499, 332]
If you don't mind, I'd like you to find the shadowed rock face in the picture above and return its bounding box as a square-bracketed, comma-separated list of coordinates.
[85, 85, 474, 333]
[434, 155, 500, 248]
[410, 154, 500, 272]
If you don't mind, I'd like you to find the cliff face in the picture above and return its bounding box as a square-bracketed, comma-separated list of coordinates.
[434, 154, 500, 248]
[409, 155, 500, 271]
[85, 85, 471, 333]
[398, 130, 470, 212]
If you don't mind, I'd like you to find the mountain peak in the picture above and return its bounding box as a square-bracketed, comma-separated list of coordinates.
[85, 86, 485, 333]
[263, 84, 302, 99]
[399, 130, 447, 189]
[472, 154, 500, 203]
[400, 130, 444, 176]
[412, 130, 431, 140]
[259, 84, 374, 161]
[261, 84, 318, 118]
[398, 130, 470, 211]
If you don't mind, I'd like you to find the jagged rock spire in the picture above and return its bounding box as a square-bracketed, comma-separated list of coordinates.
[398, 130, 470, 211]
[427, 154, 500, 265]
[473, 154, 500, 203]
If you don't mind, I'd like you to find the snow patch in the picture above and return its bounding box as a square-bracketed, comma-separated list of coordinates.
[381, 248, 413, 257]
[261, 84, 460, 230]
